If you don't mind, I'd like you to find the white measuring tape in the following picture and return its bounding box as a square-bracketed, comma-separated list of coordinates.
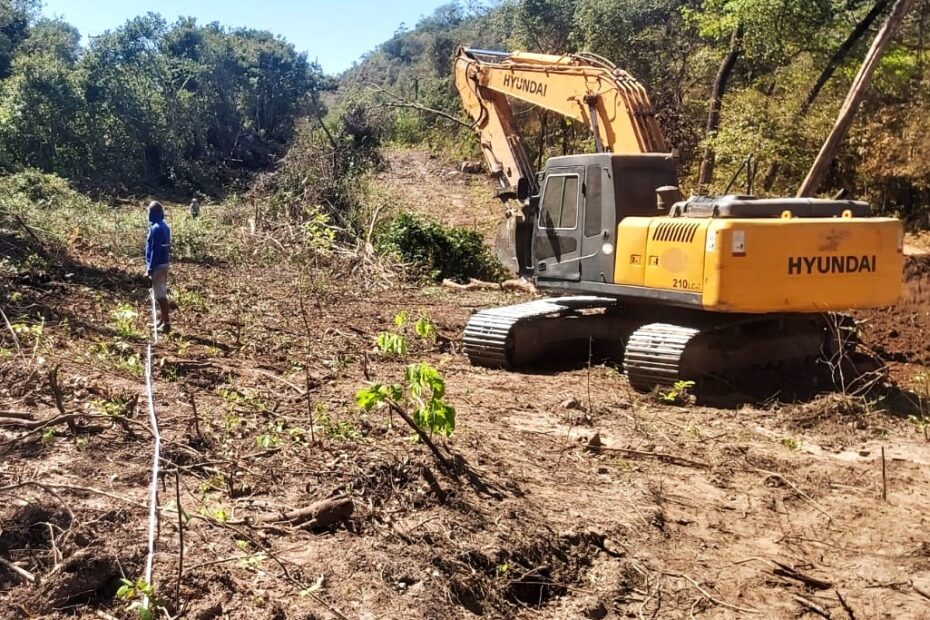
[142, 289, 162, 608]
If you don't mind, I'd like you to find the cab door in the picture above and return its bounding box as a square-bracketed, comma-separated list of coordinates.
[533, 166, 584, 282]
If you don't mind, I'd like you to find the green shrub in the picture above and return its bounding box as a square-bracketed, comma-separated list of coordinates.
[356, 361, 456, 438]
[378, 212, 502, 283]
[5, 169, 75, 205]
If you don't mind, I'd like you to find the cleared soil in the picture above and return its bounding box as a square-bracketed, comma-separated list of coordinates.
[2, 149, 930, 619]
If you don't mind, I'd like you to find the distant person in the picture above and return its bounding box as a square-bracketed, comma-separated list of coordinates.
[189, 198, 200, 219]
[145, 201, 171, 334]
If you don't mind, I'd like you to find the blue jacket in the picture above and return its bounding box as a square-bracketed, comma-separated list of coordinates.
[145, 210, 171, 273]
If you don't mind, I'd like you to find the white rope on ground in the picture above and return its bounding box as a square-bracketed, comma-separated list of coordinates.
[142, 290, 162, 609]
[149, 287, 159, 345]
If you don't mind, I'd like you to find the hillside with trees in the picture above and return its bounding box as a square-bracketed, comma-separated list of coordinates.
[344, 0, 930, 221]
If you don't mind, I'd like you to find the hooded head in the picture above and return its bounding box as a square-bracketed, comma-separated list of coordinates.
[148, 201, 164, 223]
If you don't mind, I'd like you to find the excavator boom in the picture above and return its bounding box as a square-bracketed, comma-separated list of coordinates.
[454, 47, 667, 199]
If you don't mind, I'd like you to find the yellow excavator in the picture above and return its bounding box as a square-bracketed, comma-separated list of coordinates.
[453, 47, 903, 391]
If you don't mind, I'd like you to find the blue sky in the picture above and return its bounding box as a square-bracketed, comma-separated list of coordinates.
[40, 0, 452, 73]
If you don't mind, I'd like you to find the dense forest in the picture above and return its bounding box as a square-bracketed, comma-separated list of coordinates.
[345, 0, 930, 222]
[0, 0, 927, 220]
[0, 0, 327, 192]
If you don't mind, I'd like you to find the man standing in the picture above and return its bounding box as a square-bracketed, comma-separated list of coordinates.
[145, 201, 171, 334]
[189, 198, 200, 219]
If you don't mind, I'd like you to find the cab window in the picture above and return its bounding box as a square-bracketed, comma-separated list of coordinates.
[539, 175, 579, 230]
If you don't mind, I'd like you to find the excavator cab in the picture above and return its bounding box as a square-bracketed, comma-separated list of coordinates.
[532, 153, 678, 287]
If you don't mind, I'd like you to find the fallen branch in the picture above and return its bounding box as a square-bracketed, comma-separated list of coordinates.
[772, 560, 833, 590]
[255, 496, 354, 530]
[0, 411, 36, 420]
[0, 412, 85, 431]
[0, 481, 77, 521]
[366, 83, 475, 130]
[10, 211, 52, 257]
[0, 479, 144, 514]
[836, 589, 856, 619]
[0, 556, 38, 584]
[441, 277, 537, 294]
[0, 412, 125, 446]
[912, 580, 930, 602]
[253, 367, 306, 395]
[793, 593, 832, 618]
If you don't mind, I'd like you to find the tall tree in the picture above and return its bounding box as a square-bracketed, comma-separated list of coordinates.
[698, 24, 743, 191]
[798, 0, 917, 196]
[760, 0, 892, 190]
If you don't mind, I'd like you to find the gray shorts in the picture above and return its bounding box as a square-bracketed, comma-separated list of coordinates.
[151, 266, 169, 300]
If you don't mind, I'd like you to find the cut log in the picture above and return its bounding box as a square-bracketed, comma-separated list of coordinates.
[441, 278, 537, 293]
[255, 496, 353, 530]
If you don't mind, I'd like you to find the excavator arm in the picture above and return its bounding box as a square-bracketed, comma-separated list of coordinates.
[454, 47, 667, 199]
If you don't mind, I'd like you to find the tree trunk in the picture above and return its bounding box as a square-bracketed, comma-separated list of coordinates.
[762, 0, 891, 190]
[697, 24, 744, 193]
[797, 0, 916, 197]
[536, 110, 548, 172]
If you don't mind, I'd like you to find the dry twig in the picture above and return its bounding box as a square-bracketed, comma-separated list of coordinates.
[0, 306, 23, 358]
[772, 560, 833, 590]
[912, 580, 930, 602]
[835, 589, 856, 619]
[663, 571, 759, 614]
[47, 366, 76, 434]
[794, 593, 832, 618]
[752, 468, 834, 520]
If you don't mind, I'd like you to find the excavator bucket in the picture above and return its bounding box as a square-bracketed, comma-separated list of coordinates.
[495, 216, 520, 274]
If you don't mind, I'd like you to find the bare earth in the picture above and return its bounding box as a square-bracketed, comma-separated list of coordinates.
[2, 149, 930, 619]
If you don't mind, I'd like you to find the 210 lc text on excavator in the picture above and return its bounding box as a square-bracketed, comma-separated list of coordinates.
[452, 47, 903, 392]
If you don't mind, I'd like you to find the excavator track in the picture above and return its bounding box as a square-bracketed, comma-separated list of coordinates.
[623, 323, 700, 390]
[465, 299, 859, 394]
[622, 314, 857, 392]
[463, 296, 616, 368]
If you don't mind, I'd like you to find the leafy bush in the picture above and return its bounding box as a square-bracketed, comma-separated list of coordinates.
[657, 380, 696, 406]
[5, 169, 75, 205]
[378, 213, 502, 283]
[111, 303, 141, 340]
[376, 331, 408, 357]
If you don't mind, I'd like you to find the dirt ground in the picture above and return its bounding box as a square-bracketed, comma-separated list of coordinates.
[2, 150, 930, 619]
